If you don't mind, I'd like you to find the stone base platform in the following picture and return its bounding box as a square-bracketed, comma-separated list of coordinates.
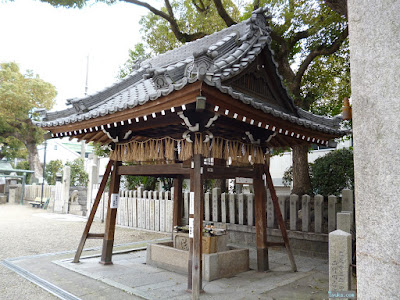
[146, 241, 249, 281]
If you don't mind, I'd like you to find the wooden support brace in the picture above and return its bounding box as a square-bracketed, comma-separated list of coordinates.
[263, 164, 297, 272]
[100, 160, 122, 265]
[73, 160, 113, 263]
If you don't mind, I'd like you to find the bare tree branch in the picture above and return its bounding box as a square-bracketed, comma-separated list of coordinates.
[125, 0, 206, 42]
[324, 0, 347, 17]
[293, 26, 349, 93]
[192, 0, 209, 13]
[164, 0, 174, 18]
[213, 0, 236, 27]
[253, 0, 260, 10]
[289, 29, 311, 48]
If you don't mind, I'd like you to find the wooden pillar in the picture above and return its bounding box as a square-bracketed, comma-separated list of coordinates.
[100, 160, 122, 265]
[192, 154, 203, 299]
[173, 176, 183, 228]
[253, 164, 269, 271]
[187, 164, 194, 291]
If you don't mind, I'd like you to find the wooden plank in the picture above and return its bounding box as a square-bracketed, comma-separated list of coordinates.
[100, 160, 122, 265]
[118, 164, 191, 176]
[73, 160, 113, 263]
[203, 165, 255, 179]
[86, 131, 105, 143]
[173, 176, 183, 227]
[192, 154, 203, 298]
[264, 164, 297, 272]
[253, 164, 269, 271]
[87, 233, 105, 239]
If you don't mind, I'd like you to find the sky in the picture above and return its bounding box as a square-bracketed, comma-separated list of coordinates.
[0, 0, 159, 111]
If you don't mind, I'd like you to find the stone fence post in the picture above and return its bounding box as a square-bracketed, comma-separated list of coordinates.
[328, 195, 337, 233]
[62, 166, 70, 214]
[314, 194, 324, 233]
[290, 194, 299, 231]
[337, 212, 352, 234]
[302, 195, 311, 232]
[329, 230, 352, 298]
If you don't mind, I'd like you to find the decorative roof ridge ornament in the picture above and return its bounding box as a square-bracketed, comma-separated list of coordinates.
[67, 98, 88, 114]
[190, 47, 217, 81]
[249, 6, 272, 36]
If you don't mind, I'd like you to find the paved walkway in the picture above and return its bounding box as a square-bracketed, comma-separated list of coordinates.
[0, 204, 168, 299]
[1, 204, 333, 299]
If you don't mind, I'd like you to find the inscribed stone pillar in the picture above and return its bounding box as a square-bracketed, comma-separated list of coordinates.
[221, 193, 228, 223]
[266, 193, 274, 228]
[278, 195, 287, 221]
[212, 187, 221, 222]
[204, 192, 211, 221]
[183, 192, 189, 220]
[301, 194, 311, 232]
[329, 230, 351, 297]
[246, 193, 254, 226]
[160, 191, 166, 232]
[341, 189, 353, 213]
[144, 190, 150, 229]
[314, 194, 324, 233]
[238, 193, 246, 225]
[165, 191, 173, 232]
[349, 1, 400, 297]
[290, 194, 299, 231]
[154, 191, 160, 231]
[62, 166, 70, 214]
[337, 212, 352, 234]
[86, 164, 97, 214]
[149, 191, 155, 231]
[328, 195, 337, 233]
[229, 193, 236, 224]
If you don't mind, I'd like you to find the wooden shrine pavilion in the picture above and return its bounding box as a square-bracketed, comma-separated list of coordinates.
[35, 7, 347, 298]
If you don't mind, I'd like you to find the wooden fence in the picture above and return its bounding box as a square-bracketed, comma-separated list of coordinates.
[89, 186, 354, 235]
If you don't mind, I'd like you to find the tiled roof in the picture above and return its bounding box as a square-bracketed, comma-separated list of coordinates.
[36, 7, 346, 137]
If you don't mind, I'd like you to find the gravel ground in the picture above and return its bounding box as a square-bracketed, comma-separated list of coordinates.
[0, 204, 168, 300]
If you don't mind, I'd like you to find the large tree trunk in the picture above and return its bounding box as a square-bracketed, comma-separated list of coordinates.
[291, 144, 311, 196]
[26, 141, 43, 183]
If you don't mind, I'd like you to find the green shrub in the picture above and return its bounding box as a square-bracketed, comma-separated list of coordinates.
[66, 158, 88, 187]
[282, 148, 354, 196]
[45, 160, 63, 185]
[15, 160, 32, 183]
[311, 148, 354, 196]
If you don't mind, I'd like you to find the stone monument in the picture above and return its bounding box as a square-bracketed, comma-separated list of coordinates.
[348, 0, 400, 298]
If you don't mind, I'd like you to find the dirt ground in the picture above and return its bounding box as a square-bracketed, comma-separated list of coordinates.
[0, 204, 168, 300]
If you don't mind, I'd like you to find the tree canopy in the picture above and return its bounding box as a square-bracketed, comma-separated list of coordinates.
[129, 0, 350, 195]
[0, 62, 56, 180]
[39, 0, 350, 195]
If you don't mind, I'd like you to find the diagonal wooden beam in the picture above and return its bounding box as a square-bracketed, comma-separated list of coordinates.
[73, 160, 114, 263]
[263, 164, 297, 272]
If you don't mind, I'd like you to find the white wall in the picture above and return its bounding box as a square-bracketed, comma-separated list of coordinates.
[270, 139, 352, 186]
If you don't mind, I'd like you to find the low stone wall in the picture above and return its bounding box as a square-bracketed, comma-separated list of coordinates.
[146, 242, 249, 281]
[216, 223, 328, 258]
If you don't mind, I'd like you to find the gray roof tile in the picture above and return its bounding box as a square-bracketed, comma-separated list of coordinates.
[36, 6, 347, 138]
